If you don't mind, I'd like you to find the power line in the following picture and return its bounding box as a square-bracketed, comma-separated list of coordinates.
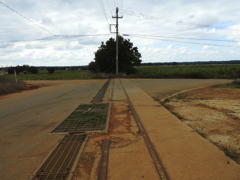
[107, 0, 113, 16]
[0, 11, 112, 34]
[128, 34, 240, 48]
[125, 33, 240, 43]
[98, 0, 109, 24]
[122, 9, 240, 31]
[120, 0, 123, 16]
[0, 1, 56, 36]
[0, 34, 112, 48]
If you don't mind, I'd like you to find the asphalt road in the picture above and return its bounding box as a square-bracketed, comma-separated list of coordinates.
[0, 78, 232, 180]
[0, 79, 107, 180]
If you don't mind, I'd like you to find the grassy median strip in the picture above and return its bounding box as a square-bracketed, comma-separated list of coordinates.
[52, 103, 110, 133]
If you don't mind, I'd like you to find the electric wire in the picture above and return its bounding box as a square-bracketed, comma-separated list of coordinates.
[125, 33, 240, 43]
[0, 34, 112, 48]
[120, 0, 123, 16]
[107, 0, 113, 16]
[129, 34, 240, 48]
[0, 1, 56, 36]
[0, 10, 112, 34]
[122, 9, 240, 31]
[98, 0, 109, 24]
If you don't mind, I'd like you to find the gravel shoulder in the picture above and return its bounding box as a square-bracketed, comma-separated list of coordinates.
[162, 86, 240, 164]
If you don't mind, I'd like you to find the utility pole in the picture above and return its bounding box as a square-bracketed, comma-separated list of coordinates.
[112, 7, 123, 77]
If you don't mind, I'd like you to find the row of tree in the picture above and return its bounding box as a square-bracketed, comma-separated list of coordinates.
[7, 65, 56, 74]
[7, 65, 38, 74]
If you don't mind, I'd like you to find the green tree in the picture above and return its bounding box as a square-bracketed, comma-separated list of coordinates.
[7, 65, 38, 74]
[90, 36, 141, 74]
[47, 67, 55, 73]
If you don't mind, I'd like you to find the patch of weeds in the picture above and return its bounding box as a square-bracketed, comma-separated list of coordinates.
[213, 142, 240, 164]
[175, 93, 189, 100]
[0, 76, 27, 95]
[217, 81, 240, 89]
[80, 154, 95, 161]
[164, 98, 170, 103]
[192, 97, 209, 100]
[208, 140, 240, 165]
[169, 110, 185, 120]
[224, 149, 239, 160]
[195, 129, 207, 138]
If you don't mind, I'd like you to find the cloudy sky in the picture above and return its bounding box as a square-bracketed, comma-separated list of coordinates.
[1, 0, 240, 67]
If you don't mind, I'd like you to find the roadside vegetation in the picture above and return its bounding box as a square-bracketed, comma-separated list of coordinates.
[133, 65, 240, 79]
[4, 64, 240, 80]
[0, 76, 27, 96]
[7, 70, 109, 80]
[216, 81, 240, 89]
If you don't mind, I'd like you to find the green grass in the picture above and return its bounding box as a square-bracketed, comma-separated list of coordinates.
[134, 65, 240, 79]
[7, 70, 109, 80]
[6, 65, 240, 80]
[217, 81, 240, 89]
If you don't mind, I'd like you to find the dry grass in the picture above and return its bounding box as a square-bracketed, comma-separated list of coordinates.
[0, 76, 27, 96]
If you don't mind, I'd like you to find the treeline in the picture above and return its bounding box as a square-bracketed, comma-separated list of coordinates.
[141, 60, 240, 66]
[7, 65, 38, 74]
[37, 66, 88, 70]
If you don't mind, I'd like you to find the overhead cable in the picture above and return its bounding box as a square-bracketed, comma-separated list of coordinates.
[98, 0, 109, 24]
[126, 33, 240, 43]
[0, 1, 56, 36]
[107, 0, 113, 16]
[0, 34, 112, 48]
[0, 11, 112, 34]
[128, 34, 240, 48]
[122, 9, 239, 31]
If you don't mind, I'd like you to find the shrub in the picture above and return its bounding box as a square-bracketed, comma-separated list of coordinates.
[28, 66, 38, 74]
[46, 67, 55, 74]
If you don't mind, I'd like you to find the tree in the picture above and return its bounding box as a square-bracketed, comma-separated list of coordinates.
[47, 67, 55, 74]
[28, 66, 38, 74]
[7, 65, 38, 74]
[90, 36, 141, 74]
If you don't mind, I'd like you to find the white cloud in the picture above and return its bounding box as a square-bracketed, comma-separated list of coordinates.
[1, 0, 240, 66]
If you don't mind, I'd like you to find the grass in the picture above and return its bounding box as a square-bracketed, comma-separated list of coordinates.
[134, 65, 240, 79]
[216, 81, 240, 89]
[7, 70, 109, 80]
[5, 65, 240, 80]
[0, 76, 27, 96]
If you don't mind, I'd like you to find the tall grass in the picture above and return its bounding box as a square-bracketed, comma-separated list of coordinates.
[134, 65, 240, 79]
[0, 76, 27, 95]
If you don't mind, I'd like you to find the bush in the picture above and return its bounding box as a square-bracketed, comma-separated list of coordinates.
[46, 67, 55, 74]
[28, 66, 38, 74]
